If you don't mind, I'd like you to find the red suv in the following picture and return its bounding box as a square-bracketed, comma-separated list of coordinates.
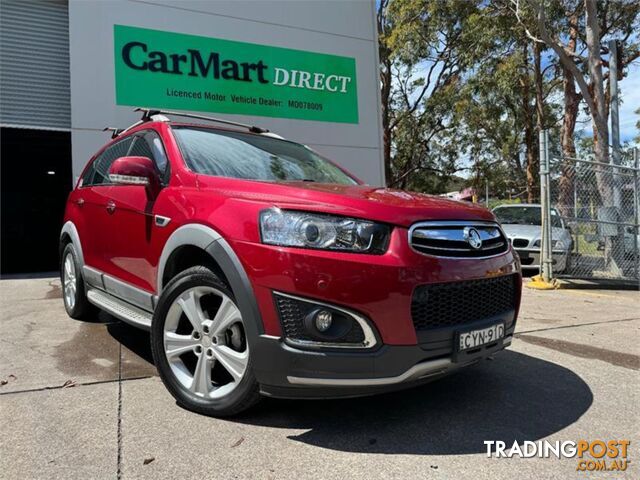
[60, 109, 521, 416]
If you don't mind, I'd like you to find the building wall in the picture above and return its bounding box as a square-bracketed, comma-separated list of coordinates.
[68, 0, 384, 185]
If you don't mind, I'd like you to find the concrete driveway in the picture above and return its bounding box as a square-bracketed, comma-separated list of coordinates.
[1, 277, 638, 479]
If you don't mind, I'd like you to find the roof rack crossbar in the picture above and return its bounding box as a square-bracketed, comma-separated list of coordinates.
[134, 107, 269, 134]
[102, 127, 124, 139]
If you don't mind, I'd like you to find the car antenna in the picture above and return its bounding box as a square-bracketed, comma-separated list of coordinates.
[134, 107, 270, 134]
[102, 127, 123, 139]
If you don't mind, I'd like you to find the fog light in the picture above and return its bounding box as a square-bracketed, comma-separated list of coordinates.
[314, 310, 333, 332]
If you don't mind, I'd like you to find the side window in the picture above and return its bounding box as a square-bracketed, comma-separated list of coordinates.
[128, 130, 169, 181]
[90, 137, 133, 186]
[80, 162, 95, 187]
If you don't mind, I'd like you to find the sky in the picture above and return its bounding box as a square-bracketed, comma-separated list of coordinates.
[574, 60, 640, 147]
[616, 62, 639, 144]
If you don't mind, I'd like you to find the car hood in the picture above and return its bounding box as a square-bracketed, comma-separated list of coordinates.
[500, 223, 566, 241]
[196, 177, 496, 227]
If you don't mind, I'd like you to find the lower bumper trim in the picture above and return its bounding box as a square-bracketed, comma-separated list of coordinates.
[287, 357, 455, 387]
[286, 335, 513, 387]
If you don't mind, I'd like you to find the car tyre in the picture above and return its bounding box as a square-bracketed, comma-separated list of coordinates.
[150, 266, 261, 417]
[60, 242, 95, 319]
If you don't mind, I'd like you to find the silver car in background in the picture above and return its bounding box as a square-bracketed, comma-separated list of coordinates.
[493, 204, 573, 273]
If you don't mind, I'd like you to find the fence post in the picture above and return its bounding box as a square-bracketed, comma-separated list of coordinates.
[634, 148, 639, 284]
[539, 130, 553, 282]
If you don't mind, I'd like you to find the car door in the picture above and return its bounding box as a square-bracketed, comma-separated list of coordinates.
[75, 136, 134, 274]
[102, 129, 171, 295]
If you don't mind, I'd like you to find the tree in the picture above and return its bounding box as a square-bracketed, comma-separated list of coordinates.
[377, 0, 494, 191]
[512, 0, 640, 271]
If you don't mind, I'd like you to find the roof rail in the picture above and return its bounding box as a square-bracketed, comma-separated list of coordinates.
[134, 107, 269, 134]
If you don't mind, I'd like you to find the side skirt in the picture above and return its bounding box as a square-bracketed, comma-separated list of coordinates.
[86, 288, 152, 331]
[82, 266, 155, 331]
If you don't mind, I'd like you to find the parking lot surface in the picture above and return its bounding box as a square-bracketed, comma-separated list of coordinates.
[1, 277, 638, 479]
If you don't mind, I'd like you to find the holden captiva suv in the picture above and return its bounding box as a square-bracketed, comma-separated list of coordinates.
[60, 108, 521, 416]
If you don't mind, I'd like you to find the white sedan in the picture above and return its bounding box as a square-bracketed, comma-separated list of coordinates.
[493, 204, 573, 273]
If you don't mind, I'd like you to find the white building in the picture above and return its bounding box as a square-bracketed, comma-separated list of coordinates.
[0, 0, 383, 273]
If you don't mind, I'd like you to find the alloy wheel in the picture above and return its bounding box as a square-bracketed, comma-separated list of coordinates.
[63, 253, 77, 310]
[163, 286, 249, 399]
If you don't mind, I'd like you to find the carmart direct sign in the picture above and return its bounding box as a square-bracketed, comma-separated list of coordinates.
[114, 25, 358, 123]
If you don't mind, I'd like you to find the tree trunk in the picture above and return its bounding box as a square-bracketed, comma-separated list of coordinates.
[585, 0, 623, 272]
[530, 41, 543, 203]
[380, 59, 392, 186]
[558, 12, 580, 217]
[521, 43, 536, 203]
[585, 0, 610, 179]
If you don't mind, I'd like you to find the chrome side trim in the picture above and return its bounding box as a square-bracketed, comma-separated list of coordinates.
[103, 274, 154, 311]
[86, 288, 152, 330]
[82, 266, 154, 312]
[408, 220, 510, 260]
[82, 266, 104, 290]
[274, 291, 378, 349]
[108, 173, 149, 185]
[287, 357, 456, 386]
[154, 215, 171, 227]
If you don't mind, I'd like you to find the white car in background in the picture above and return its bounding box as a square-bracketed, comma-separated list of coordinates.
[493, 204, 573, 273]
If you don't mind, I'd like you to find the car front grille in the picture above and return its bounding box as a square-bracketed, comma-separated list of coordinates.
[410, 222, 508, 258]
[512, 238, 529, 248]
[411, 274, 518, 331]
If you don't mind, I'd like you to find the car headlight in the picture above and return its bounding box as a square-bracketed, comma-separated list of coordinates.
[260, 209, 390, 253]
[553, 240, 566, 250]
[533, 239, 565, 250]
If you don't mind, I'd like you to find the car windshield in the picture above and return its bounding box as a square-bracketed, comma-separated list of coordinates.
[172, 126, 358, 185]
[494, 206, 563, 228]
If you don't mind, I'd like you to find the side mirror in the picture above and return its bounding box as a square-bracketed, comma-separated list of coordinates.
[109, 156, 160, 196]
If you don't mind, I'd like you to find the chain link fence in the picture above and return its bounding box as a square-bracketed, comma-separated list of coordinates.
[542, 134, 639, 284]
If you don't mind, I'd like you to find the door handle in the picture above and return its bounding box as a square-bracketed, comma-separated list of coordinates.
[75, 198, 85, 207]
[106, 200, 116, 214]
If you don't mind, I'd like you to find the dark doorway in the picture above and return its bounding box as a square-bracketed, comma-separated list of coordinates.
[1, 127, 72, 274]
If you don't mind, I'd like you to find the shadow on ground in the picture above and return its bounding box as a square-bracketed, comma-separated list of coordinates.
[237, 350, 593, 455]
[99, 316, 592, 456]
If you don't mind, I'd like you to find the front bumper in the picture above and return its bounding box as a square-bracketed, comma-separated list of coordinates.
[515, 248, 567, 271]
[232, 226, 521, 398]
[253, 319, 515, 399]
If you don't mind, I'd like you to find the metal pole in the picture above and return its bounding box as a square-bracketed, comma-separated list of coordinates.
[609, 39, 624, 269]
[634, 148, 639, 284]
[574, 176, 579, 259]
[609, 39, 621, 169]
[539, 130, 552, 282]
[485, 179, 489, 207]
[573, 178, 578, 219]
[544, 130, 553, 280]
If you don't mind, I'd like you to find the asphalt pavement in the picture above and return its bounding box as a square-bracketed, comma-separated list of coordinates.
[0, 277, 638, 479]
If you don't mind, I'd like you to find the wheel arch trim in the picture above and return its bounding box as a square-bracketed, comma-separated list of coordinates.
[60, 221, 85, 267]
[156, 224, 264, 336]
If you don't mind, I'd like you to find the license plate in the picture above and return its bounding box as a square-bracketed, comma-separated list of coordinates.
[457, 323, 504, 353]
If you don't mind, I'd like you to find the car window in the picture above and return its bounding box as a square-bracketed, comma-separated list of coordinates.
[494, 206, 564, 228]
[172, 126, 357, 185]
[129, 130, 169, 178]
[550, 209, 563, 228]
[89, 137, 134, 186]
[80, 161, 96, 186]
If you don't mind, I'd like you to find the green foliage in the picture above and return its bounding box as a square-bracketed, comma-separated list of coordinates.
[379, 0, 639, 200]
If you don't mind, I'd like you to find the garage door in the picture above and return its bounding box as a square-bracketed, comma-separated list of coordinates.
[0, 0, 70, 130]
